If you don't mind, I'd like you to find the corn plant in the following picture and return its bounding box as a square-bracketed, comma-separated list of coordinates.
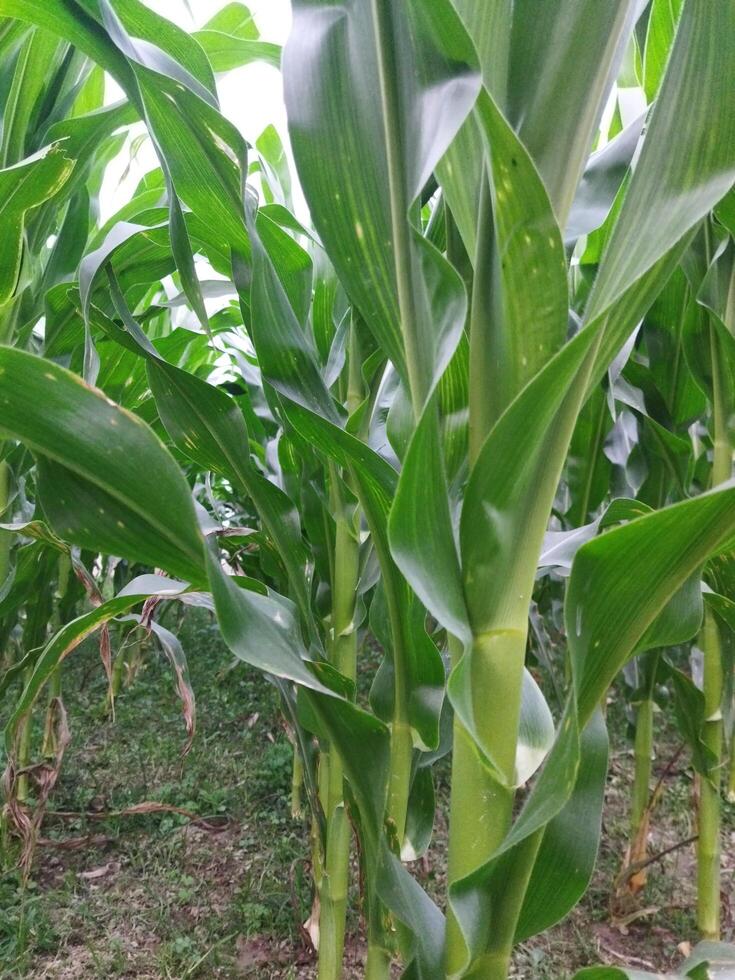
[1, 1, 735, 978]
[0, 13, 115, 833]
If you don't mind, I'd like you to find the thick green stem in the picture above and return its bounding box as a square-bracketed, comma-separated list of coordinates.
[387, 717, 412, 848]
[450, 171, 532, 976]
[698, 606, 723, 940]
[446, 363, 600, 974]
[727, 742, 735, 804]
[445, 722, 513, 975]
[456, 830, 543, 980]
[445, 631, 527, 977]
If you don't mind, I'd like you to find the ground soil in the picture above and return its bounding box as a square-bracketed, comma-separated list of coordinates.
[1, 611, 733, 978]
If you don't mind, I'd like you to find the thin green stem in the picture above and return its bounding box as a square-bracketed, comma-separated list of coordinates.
[698, 606, 723, 940]
[41, 667, 62, 757]
[0, 460, 9, 593]
[16, 664, 33, 803]
[0, 308, 18, 614]
[365, 942, 392, 980]
[317, 468, 360, 980]
[370, 0, 429, 417]
[695, 318, 730, 939]
[43, 552, 72, 757]
[630, 653, 658, 845]
[468, 172, 497, 462]
[346, 317, 364, 418]
[709, 325, 732, 486]
[380, 563, 413, 845]
[631, 697, 654, 840]
[577, 391, 608, 524]
[291, 746, 304, 820]
[110, 642, 128, 701]
[318, 751, 350, 980]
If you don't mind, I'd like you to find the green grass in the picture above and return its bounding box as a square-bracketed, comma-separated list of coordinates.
[0, 610, 311, 978]
[1, 612, 733, 978]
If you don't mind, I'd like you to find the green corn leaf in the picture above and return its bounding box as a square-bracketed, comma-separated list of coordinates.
[442, 0, 639, 252]
[41, 188, 90, 290]
[200, 2, 258, 37]
[93, 279, 314, 631]
[501, 0, 640, 225]
[470, 87, 569, 432]
[666, 662, 717, 780]
[241, 197, 338, 423]
[131, 71, 249, 252]
[568, 487, 735, 726]
[451, 476, 729, 970]
[4, 581, 192, 746]
[574, 940, 735, 977]
[194, 28, 280, 72]
[514, 671, 556, 788]
[450, 8, 735, 931]
[402, 766, 435, 862]
[256, 124, 292, 208]
[0, 345, 396, 892]
[242, 187, 449, 756]
[514, 711, 608, 942]
[388, 393, 469, 644]
[0, 144, 74, 306]
[80, 221, 165, 322]
[0, 347, 204, 583]
[565, 112, 645, 245]
[206, 548, 330, 698]
[460, 0, 735, 651]
[588, 0, 735, 377]
[283, 0, 480, 389]
[643, 0, 685, 102]
[96, 0, 216, 102]
[43, 0, 253, 261]
[285, 403, 445, 754]
[0, 26, 63, 168]
[461, 327, 598, 636]
[207, 543, 397, 864]
[0, 0, 133, 90]
[682, 942, 735, 976]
